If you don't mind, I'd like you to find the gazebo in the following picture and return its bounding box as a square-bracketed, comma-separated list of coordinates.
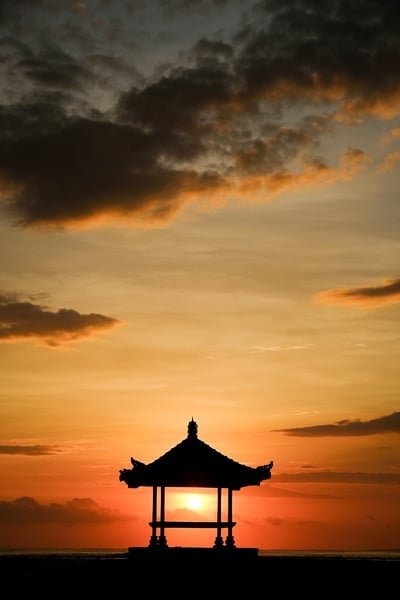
[119, 419, 273, 550]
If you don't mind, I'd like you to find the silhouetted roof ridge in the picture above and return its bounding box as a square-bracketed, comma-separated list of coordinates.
[147, 434, 255, 473]
[119, 419, 273, 489]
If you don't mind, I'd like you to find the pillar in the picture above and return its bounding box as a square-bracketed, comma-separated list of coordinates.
[158, 485, 168, 548]
[148, 485, 158, 548]
[225, 488, 236, 549]
[214, 487, 223, 548]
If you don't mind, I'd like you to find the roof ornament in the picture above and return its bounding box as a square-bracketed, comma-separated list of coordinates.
[187, 417, 198, 439]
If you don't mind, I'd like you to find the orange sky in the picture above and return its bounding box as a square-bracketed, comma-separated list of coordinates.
[0, 0, 400, 550]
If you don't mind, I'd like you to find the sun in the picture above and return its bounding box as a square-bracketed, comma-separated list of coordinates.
[186, 494, 203, 511]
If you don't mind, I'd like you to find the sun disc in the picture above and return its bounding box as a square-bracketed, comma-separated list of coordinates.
[186, 494, 202, 510]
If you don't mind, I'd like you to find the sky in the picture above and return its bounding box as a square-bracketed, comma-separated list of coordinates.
[0, 0, 399, 551]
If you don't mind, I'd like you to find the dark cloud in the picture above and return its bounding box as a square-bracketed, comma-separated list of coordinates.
[0, 100, 222, 226]
[193, 38, 234, 61]
[0, 444, 63, 455]
[317, 278, 400, 307]
[3, 43, 142, 98]
[85, 53, 144, 87]
[160, 0, 232, 14]
[245, 0, 400, 118]
[0, 292, 119, 346]
[277, 412, 400, 437]
[0, 0, 399, 227]
[273, 471, 400, 485]
[117, 63, 234, 138]
[70, 2, 89, 15]
[0, 496, 132, 524]
[0, 0, 49, 31]
[17, 51, 92, 91]
[0, 36, 31, 57]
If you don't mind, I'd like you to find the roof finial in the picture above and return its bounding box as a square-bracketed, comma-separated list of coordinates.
[187, 417, 198, 439]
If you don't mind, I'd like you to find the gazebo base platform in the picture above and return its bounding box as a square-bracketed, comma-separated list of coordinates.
[128, 547, 259, 560]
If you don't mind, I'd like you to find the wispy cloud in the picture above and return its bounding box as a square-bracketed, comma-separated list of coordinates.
[166, 508, 200, 520]
[0, 497, 133, 524]
[250, 343, 313, 354]
[0, 292, 120, 346]
[273, 471, 400, 485]
[0, 444, 64, 456]
[243, 485, 340, 500]
[316, 278, 400, 307]
[265, 516, 321, 527]
[277, 411, 400, 437]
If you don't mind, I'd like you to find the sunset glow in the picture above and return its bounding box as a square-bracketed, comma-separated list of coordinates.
[0, 0, 400, 552]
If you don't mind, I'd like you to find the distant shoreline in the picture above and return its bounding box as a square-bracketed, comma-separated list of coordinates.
[2, 549, 399, 563]
[1, 548, 399, 557]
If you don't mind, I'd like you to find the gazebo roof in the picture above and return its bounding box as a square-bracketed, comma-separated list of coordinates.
[119, 419, 273, 490]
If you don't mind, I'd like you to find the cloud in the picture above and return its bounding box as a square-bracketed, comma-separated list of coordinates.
[0, 444, 63, 455]
[70, 2, 88, 15]
[265, 516, 284, 526]
[166, 507, 200, 519]
[16, 51, 92, 91]
[85, 54, 144, 87]
[377, 151, 400, 173]
[0, 101, 222, 227]
[380, 127, 400, 145]
[243, 485, 340, 499]
[0, 0, 399, 227]
[0, 497, 133, 524]
[265, 516, 321, 526]
[249, 343, 314, 353]
[316, 278, 400, 307]
[0, 292, 119, 346]
[0, 42, 95, 101]
[158, 0, 236, 19]
[277, 411, 400, 437]
[273, 471, 400, 485]
[249, 0, 400, 119]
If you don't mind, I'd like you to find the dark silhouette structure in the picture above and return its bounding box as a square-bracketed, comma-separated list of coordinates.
[119, 419, 273, 549]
